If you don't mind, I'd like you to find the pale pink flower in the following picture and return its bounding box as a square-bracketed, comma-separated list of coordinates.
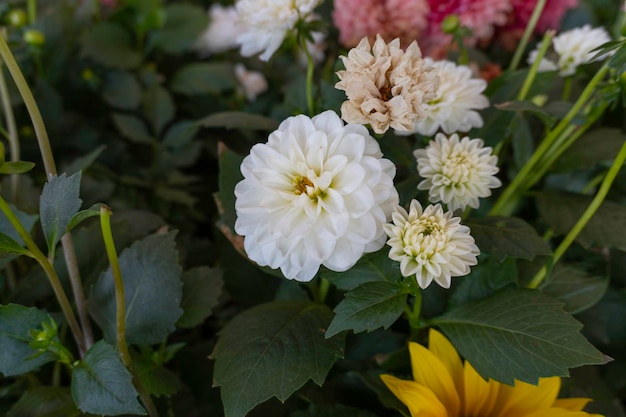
[234, 64, 268, 102]
[333, 0, 430, 48]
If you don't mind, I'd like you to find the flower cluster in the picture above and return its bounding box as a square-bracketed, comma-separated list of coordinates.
[234, 111, 399, 281]
[335, 35, 438, 134]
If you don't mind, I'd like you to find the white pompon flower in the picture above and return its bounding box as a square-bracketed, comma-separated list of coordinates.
[528, 25, 612, 77]
[234, 64, 268, 102]
[384, 200, 480, 289]
[235, 0, 322, 61]
[234, 110, 399, 281]
[194, 4, 241, 56]
[410, 59, 489, 136]
[414, 133, 501, 212]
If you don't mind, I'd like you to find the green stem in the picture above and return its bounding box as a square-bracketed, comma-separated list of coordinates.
[299, 34, 315, 116]
[405, 287, 422, 333]
[489, 63, 610, 216]
[453, 32, 469, 65]
[0, 195, 86, 357]
[0, 52, 21, 202]
[100, 206, 160, 417]
[509, 0, 547, 71]
[317, 277, 330, 304]
[27, 0, 37, 24]
[517, 30, 555, 101]
[528, 139, 626, 289]
[562, 77, 573, 101]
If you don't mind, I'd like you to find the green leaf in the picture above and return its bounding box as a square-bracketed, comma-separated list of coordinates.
[432, 288, 608, 384]
[66, 203, 104, 234]
[196, 111, 279, 131]
[321, 249, 402, 291]
[141, 84, 175, 136]
[71, 341, 146, 415]
[163, 121, 199, 149]
[177, 266, 224, 328]
[64, 145, 106, 175]
[542, 265, 609, 314]
[215, 147, 244, 233]
[112, 113, 155, 144]
[0, 233, 32, 260]
[0, 204, 38, 245]
[553, 128, 626, 172]
[134, 356, 181, 398]
[495, 100, 556, 126]
[102, 70, 142, 110]
[535, 191, 626, 249]
[40, 172, 82, 254]
[326, 282, 408, 338]
[147, 4, 209, 54]
[466, 216, 552, 260]
[170, 63, 235, 96]
[81, 22, 141, 69]
[449, 256, 517, 307]
[88, 231, 183, 345]
[7, 387, 81, 417]
[0, 304, 57, 376]
[0, 161, 36, 174]
[212, 301, 345, 417]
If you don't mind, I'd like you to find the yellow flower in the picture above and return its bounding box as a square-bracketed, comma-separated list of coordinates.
[381, 329, 603, 417]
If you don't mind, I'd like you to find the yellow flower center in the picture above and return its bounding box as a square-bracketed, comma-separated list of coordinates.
[294, 175, 314, 195]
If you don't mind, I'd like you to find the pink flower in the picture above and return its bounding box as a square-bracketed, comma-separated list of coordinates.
[333, 0, 430, 48]
[422, 0, 512, 54]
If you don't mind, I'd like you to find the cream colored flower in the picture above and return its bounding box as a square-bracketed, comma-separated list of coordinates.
[234, 64, 268, 102]
[335, 34, 438, 135]
[194, 4, 241, 56]
[384, 200, 479, 289]
[414, 133, 501, 212]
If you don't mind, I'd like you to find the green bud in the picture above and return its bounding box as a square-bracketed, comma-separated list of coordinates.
[23, 30, 45, 46]
[441, 14, 460, 35]
[82, 68, 95, 81]
[6, 9, 28, 28]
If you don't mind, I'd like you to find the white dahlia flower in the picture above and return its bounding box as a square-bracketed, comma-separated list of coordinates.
[234, 110, 399, 281]
[410, 59, 489, 136]
[335, 34, 438, 135]
[414, 133, 501, 212]
[194, 4, 241, 56]
[528, 25, 612, 77]
[234, 64, 268, 102]
[384, 200, 480, 289]
[235, 0, 322, 61]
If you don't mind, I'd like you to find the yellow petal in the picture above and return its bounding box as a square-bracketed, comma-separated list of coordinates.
[523, 408, 592, 417]
[428, 329, 464, 394]
[380, 374, 449, 417]
[494, 377, 561, 417]
[553, 398, 592, 412]
[463, 360, 500, 417]
[409, 341, 460, 417]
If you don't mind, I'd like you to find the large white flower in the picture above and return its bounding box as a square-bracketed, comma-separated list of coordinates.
[528, 25, 612, 77]
[335, 35, 438, 135]
[384, 200, 480, 289]
[410, 59, 489, 136]
[194, 4, 241, 56]
[414, 133, 501, 212]
[236, 0, 322, 61]
[235, 110, 399, 281]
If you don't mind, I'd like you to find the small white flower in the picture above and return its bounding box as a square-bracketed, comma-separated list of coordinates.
[235, 110, 399, 281]
[527, 49, 559, 72]
[528, 25, 612, 77]
[236, 0, 322, 61]
[414, 133, 501, 212]
[384, 200, 480, 289]
[234, 64, 268, 102]
[194, 4, 241, 56]
[410, 59, 489, 136]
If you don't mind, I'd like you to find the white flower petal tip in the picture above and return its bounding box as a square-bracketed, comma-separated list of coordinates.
[235, 110, 399, 282]
[384, 200, 480, 289]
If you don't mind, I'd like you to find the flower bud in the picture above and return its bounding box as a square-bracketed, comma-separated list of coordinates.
[6, 9, 28, 28]
[23, 30, 45, 46]
[441, 14, 460, 34]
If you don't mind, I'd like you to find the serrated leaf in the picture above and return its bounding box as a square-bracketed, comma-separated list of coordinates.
[88, 231, 183, 345]
[432, 288, 607, 384]
[0, 161, 35, 174]
[141, 84, 175, 136]
[66, 203, 104, 234]
[71, 341, 145, 415]
[134, 356, 181, 398]
[177, 266, 224, 328]
[0, 304, 56, 376]
[170, 63, 235, 96]
[321, 249, 403, 291]
[326, 282, 408, 338]
[81, 22, 141, 69]
[7, 387, 81, 417]
[40, 172, 82, 254]
[212, 301, 345, 417]
[542, 266, 609, 314]
[147, 4, 209, 53]
[102, 70, 142, 110]
[112, 113, 155, 144]
[466, 216, 552, 260]
[536, 191, 626, 250]
[0, 233, 32, 260]
[449, 256, 517, 307]
[197, 111, 279, 131]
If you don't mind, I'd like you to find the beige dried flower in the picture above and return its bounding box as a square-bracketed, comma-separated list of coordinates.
[335, 34, 438, 135]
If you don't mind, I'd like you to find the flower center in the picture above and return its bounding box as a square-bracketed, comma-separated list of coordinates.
[402, 216, 446, 258]
[379, 85, 392, 101]
[442, 150, 474, 184]
[294, 175, 314, 195]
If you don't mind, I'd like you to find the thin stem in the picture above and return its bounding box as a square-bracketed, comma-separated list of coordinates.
[509, 0, 547, 71]
[299, 34, 315, 116]
[517, 30, 555, 101]
[100, 206, 160, 417]
[317, 277, 330, 304]
[0, 195, 86, 357]
[490, 63, 610, 216]
[529, 139, 626, 288]
[562, 77, 573, 101]
[405, 287, 422, 332]
[27, 0, 37, 24]
[0, 48, 21, 202]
